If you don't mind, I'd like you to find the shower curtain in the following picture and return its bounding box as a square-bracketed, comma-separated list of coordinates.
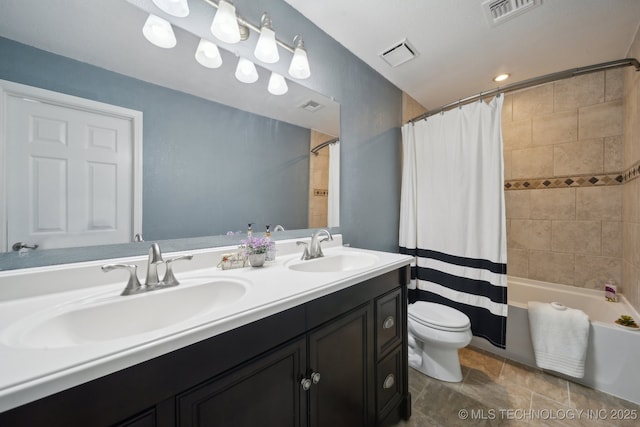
[399, 96, 508, 348]
[327, 141, 340, 227]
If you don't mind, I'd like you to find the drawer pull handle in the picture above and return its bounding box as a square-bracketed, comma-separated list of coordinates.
[301, 378, 312, 391]
[311, 371, 321, 384]
[382, 316, 395, 329]
[383, 374, 395, 389]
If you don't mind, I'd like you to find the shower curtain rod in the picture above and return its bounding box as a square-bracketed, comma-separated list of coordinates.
[409, 58, 640, 123]
[310, 137, 339, 155]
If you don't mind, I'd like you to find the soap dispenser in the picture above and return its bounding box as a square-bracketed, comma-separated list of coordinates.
[265, 224, 276, 261]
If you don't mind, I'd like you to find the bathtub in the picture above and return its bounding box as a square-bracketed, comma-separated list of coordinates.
[470, 276, 640, 405]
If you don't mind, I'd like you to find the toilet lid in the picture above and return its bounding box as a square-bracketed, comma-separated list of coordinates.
[408, 302, 471, 331]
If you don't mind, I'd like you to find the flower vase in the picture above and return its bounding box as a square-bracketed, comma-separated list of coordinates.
[248, 252, 266, 267]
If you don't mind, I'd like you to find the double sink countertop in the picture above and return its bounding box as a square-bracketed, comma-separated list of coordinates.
[0, 235, 413, 413]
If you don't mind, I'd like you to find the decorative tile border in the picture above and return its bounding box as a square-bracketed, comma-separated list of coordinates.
[504, 161, 640, 190]
[622, 160, 640, 183]
[505, 173, 623, 190]
[505, 161, 640, 190]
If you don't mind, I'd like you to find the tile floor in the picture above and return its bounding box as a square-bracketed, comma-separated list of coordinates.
[394, 346, 639, 426]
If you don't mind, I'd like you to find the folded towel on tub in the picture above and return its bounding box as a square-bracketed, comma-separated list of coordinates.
[527, 301, 589, 378]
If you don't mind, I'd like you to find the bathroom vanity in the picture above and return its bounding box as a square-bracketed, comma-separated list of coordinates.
[0, 238, 412, 426]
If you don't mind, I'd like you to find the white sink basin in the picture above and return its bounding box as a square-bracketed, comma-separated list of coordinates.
[286, 252, 379, 273]
[4, 277, 250, 349]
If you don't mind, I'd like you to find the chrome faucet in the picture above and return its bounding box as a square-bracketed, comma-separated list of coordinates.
[298, 229, 333, 260]
[102, 243, 192, 296]
[145, 243, 164, 288]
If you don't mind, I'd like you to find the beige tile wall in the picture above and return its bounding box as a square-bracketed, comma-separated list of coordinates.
[308, 130, 331, 228]
[503, 69, 625, 293]
[622, 29, 640, 313]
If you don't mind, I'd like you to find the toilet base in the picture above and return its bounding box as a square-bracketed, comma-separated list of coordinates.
[414, 346, 463, 382]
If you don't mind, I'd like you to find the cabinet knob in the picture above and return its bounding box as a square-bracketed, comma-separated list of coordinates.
[382, 316, 395, 329]
[311, 371, 321, 384]
[301, 378, 312, 391]
[383, 374, 395, 389]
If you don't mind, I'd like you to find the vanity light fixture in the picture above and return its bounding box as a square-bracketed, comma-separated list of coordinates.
[493, 73, 510, 82]
[288, 35, 311, 79]
[235, 57, 259, 83]
[152, 0, 190, 18]
[268, 72, 288, 95]
[137, 1, 311, 94]
[142, 14, 177, 49]
[195, 38, 222, 68]
[210, 0, 241, 44]
[254, 13, 279, 64]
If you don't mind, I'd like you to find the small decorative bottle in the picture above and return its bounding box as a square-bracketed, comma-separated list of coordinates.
[605, 279, 617, 302]
[265, 224, 276, 261]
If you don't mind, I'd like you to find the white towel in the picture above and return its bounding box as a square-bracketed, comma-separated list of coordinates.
[528, 301, 589, 378]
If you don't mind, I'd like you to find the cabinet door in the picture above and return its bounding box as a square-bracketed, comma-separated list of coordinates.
[308, 304, 373, 427]
[177, 338, 306, 427]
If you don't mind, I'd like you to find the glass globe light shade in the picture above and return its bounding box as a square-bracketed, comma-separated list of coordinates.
[195, 39, 222, 68]
[235, 57, 259, 84]
[268, 72, 288, 95]
[142, 14, 177, 49]
[210, 0, 241, 44]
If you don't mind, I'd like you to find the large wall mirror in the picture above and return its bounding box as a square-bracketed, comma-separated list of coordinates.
[0, 0, 339, 267]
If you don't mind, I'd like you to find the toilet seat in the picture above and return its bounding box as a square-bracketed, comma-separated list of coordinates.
[408, 302, 470, 332]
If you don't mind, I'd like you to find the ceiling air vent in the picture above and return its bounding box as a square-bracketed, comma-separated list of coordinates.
[300, 99, 324, 112]
[482, 0, 541, 27]
[380, 39, 418, 68]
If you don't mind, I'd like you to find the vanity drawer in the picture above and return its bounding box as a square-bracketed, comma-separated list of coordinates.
[375, 288, 402, 357]
[376, 346, 403, 422]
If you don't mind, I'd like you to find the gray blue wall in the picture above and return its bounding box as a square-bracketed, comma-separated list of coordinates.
[0, 37, 311, 240]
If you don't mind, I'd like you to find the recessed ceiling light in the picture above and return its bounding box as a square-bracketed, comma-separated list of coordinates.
[493, 73, 510, 82]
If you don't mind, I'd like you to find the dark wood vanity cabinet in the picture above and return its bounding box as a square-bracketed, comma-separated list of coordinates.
[178, 304, 370, 427]
[0, 267, 410, 427]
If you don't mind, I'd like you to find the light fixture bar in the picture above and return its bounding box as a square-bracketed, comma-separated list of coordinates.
[202, 0, 295, 53]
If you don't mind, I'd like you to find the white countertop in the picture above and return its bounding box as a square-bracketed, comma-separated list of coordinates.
[0, 236, 412, 413]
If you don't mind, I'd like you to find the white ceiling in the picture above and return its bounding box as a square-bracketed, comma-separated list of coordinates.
[285, 0, 640, 112]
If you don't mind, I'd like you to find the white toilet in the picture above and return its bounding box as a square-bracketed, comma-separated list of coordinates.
[407, 301, 472, 382]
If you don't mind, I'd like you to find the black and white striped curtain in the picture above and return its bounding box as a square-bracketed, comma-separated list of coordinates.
[399, 95, 508, 348]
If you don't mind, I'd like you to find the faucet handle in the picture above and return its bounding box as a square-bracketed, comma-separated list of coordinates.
[296, 241, 310, 260]
[162, 255, 193, 287]
[102, 264, 143, 296]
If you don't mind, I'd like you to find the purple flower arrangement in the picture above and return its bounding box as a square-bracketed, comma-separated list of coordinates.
[240, 235, 274, 256]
